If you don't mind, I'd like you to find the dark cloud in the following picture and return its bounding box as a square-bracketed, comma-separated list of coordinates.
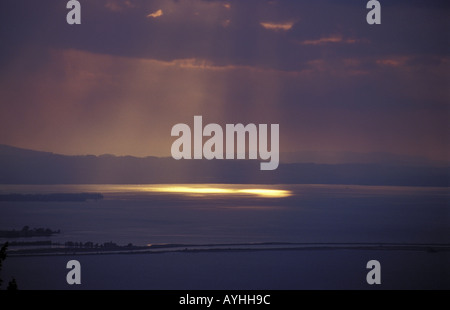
[2, 0, 448, 69]
[0, 0, 448, 161]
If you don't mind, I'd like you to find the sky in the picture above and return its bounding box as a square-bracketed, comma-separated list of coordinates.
[0, 0, 449, 162]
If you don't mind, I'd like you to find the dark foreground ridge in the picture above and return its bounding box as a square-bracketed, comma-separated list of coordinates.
[0, 193, 103, 202]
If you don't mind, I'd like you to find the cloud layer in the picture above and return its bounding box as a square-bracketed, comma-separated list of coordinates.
[0, 0, 448, 161]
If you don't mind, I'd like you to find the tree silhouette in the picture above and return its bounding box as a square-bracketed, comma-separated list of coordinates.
[0, 242, 18, 290]
[0, 242, 9, 288]
[7, 278, 18, 290]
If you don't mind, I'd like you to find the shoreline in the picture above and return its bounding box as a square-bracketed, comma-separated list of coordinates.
[6, 241, 450, 257]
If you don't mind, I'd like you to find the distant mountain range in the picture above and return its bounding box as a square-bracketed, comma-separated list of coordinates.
[0, 144, 448, 186]
[281, 151, 449, 167]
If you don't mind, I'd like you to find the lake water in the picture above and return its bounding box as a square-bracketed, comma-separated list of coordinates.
[0, 184, 449, 289]
[0, 184, 449, 246]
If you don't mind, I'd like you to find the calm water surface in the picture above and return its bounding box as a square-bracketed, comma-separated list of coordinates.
[1, 184, 448, 246]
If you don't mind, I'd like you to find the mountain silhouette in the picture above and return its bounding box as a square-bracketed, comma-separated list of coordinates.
[0, 144, 448, 186]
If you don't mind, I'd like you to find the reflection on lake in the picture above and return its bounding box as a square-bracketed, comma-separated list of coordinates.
[141, 185, 292, 198]
[0, 184, 293, 198]
[0, 184, 448, 246]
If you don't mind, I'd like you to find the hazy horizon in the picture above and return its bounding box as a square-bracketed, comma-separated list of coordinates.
[1, 143, 449, 166]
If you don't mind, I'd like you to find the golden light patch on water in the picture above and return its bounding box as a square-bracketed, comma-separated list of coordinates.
[144, 185, 292, 198]
[236, 189, 292, 198]
[150, 186, 235, 195]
